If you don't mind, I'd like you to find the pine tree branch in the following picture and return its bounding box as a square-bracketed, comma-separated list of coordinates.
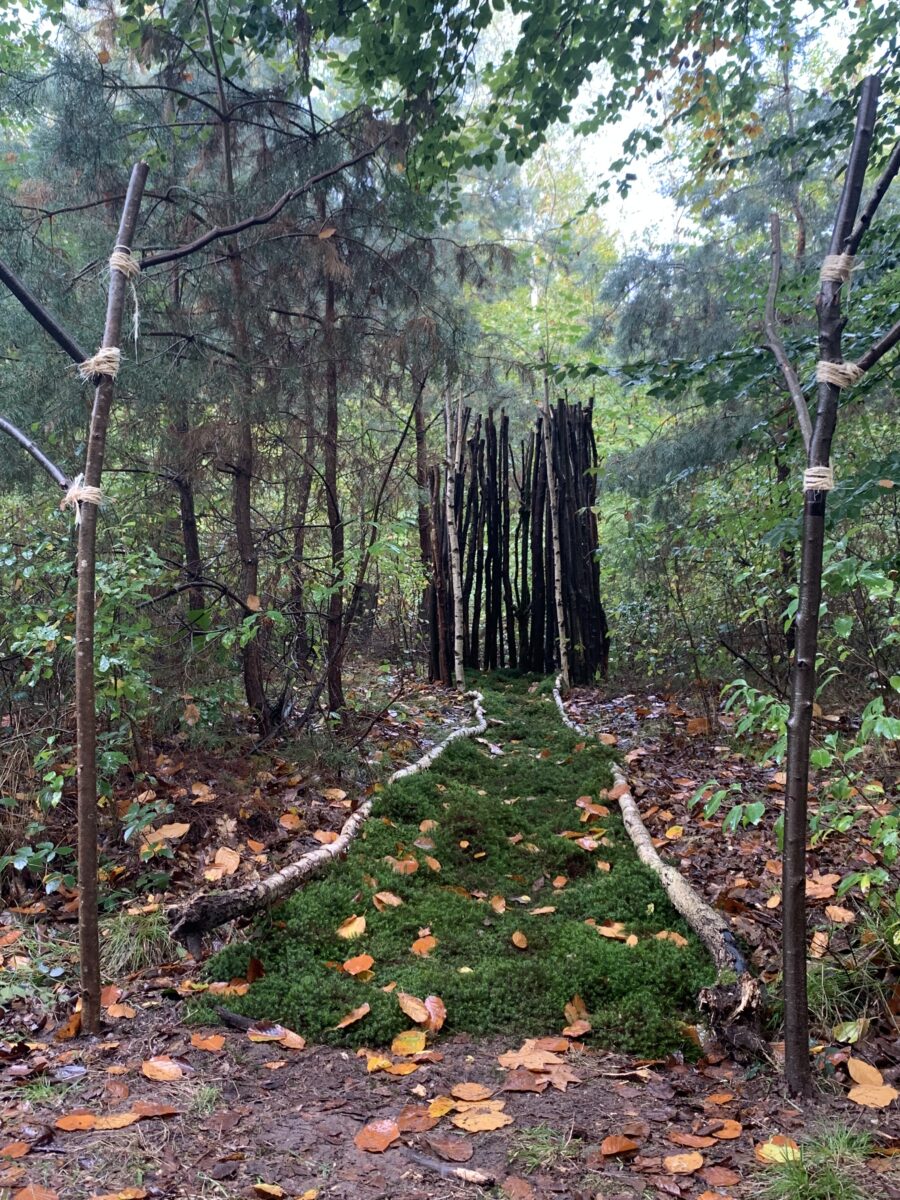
[138, 141, 387, 270]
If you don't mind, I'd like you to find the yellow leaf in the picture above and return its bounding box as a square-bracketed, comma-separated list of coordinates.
[392, 1029, 426, 1056]
[336, 914, 366, 939]
[665, 825, 683, 839]
[450, 1104, 513, 1132]
[755, 1135, 800, 1163]
[848, 1057, 883, 1087]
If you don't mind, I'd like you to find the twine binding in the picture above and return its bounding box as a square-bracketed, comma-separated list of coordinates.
[819, 253, 855, 284]
[76, 346, 121, 381]
[60, 473, 104, 525]
[803, 464, 835, 493]
[816, 359, 865, 389]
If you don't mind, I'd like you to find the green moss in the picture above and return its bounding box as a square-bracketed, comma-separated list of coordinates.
[203, 676, 714, 1054]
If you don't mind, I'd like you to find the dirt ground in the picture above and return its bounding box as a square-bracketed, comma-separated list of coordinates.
[3, 685, 900, 1200]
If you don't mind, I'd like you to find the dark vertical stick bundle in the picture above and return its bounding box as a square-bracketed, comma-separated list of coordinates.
[428, 395, 608, 685]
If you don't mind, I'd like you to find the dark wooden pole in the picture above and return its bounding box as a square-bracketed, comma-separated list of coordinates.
[76, 162, 149, 1034]
[782, 77, 879, 1096]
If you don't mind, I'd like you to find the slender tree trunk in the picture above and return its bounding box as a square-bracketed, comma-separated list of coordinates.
[540, 367, 571, 690]
[782, 76, 879, 1097]
[291, 390, 316, 668]
[202, 0, 271, 734]
[323, 273, 345, 712]
[76, 163, 148, 1034]
[444, 390, 466, 690]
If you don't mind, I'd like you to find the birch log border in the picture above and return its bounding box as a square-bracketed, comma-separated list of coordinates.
[551, 677, 746, 976]
[168, 690, 487, 946]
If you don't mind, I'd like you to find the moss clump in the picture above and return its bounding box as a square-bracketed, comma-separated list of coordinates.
[203, 676, 713, 1055]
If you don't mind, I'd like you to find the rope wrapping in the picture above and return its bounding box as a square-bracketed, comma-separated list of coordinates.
[803, 464, 835, 493]
[816, 359, 865, 389]
[76, 346, 121, 381]
[819, 253, 855, 284]
[60, 473, 104, 525]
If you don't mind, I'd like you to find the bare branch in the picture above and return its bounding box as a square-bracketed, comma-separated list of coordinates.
[0, 415, 70, 489]
[0, 257, 89, 364]
[764, 214, 812, 451]
[139, 141, 387, 270]
[855, 315, 900, 374]
[847, 137, 900, 254]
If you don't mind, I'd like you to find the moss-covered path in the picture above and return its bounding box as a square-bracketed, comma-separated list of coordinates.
[207, 675, 713, 1054]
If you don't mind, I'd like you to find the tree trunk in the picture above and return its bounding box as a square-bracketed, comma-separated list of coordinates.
[444, 390, 466, 690]
[540, 368, 571, 690]
[782, 76, 879, 1097]
[75, 163, 148, 1034]
[323, 273, 345, 712]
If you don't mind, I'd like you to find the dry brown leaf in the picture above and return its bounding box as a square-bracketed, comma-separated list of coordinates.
[451, 1082, 494, 1102]
[424, 994, 447, 1032]
[131, 1101, 179, 1118]
[106, 1003, 136, 1019]
[54, 1011, 82, 1041]
[385, 854, 418, 875]
[94, 1112, 141, 1130]
[847, 1058, 883, 1087]
[805, 872, 840, 900]
[56, 1112, 96, 1131]
[451, 1104, 513, 1133]
[425, 1133, 473, 1161]
[502, 1068, 549, 1093]
[562, 1019, 591, 1038]
[279, 813, 302, 831]
[313, 830, 339, 844]
[144, 822, 190, 843]
[711, 1119, 743, 1140]
[13, 1187, 60, 1200]
[354, 1118, 400, 1153]
[372, 890, 404, 910]
[600, 1135, 639, 1157]
[398, 991, 429, 1023]
[334, 1003, 370, 1029]
[848, 1084, 899, 1108]
[213, 846, 240, 875]
[411, 935, 438, 957]
[664, 1151, 704, 1174]
[825, 904, 855, 924]
[396, 1104, 439, 1133]
[669, 1132, 717, 1149]
[141, 1056, 183, 1082]
[0, 1143, 31, 1159]
[343, 953, 375, 975]
[191, 1033, 225, 1053]
[511, 931, 528, 949]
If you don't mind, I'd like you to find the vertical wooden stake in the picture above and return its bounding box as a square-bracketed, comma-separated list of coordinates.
[76, 163, 149, 1034]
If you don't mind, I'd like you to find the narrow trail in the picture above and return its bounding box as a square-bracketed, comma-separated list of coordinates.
[205, 674, 711, 1052]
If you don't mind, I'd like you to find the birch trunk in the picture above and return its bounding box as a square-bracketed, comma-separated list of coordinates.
[444, 390, 466, 691]
[540, 368, 571, 691]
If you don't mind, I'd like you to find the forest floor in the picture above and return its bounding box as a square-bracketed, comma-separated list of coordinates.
[1, 681, 899, 1200]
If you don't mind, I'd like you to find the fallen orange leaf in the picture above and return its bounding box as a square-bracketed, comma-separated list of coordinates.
[354, 1118, 400, 1153]
[334, 1003, 370, 1029]
[141, 1056, 183, 1082]
[191, 1032, 225, 1053]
